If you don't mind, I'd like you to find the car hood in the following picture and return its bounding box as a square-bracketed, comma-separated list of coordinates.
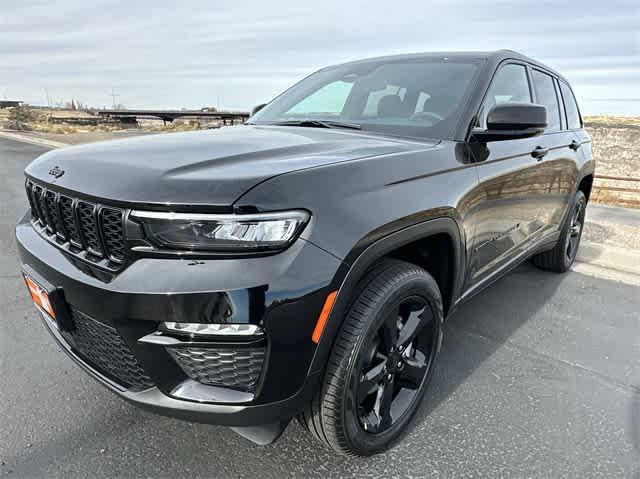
[25, 125, 436, 206]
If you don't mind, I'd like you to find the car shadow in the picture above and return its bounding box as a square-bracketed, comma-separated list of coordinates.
[410, 261, 567, 430]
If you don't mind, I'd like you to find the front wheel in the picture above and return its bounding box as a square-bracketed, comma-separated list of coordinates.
[299, 259, 443, 456]
[532, 190, 587, 273]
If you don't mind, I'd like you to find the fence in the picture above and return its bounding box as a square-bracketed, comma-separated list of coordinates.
[593, 175, 640, 208]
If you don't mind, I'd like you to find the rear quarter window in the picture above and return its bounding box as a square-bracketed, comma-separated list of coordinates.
[559, 81, 582, 129]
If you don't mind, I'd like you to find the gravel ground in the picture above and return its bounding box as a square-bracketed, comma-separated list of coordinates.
[583, 204, 640, 250]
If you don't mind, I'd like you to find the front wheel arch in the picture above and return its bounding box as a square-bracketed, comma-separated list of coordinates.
[308, 216, 464, 377]
[300, 258, 445, 455]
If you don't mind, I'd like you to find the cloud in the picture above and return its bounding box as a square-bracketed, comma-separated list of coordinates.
[1, 0, 638, 114]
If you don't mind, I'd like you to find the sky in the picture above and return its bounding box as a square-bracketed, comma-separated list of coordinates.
[2, 0, 639, 116]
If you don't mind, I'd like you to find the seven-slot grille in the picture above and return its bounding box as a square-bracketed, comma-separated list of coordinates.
[25, 180, 127, 267]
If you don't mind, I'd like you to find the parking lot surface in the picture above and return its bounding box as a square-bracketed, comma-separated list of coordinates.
[1, 137, 639, 478]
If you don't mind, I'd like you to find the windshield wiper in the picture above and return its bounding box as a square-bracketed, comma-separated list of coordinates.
[271, 119, 362, 130]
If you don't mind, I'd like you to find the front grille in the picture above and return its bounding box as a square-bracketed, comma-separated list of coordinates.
[25, 180, 127, 269]
[44, 190, 65, 235]
[77, 201, 102, 255]
[69, 308, 153, 391]
[167, 346, 265, 392]
[59, 196, 81, 245]
[101, 208, 126, 261]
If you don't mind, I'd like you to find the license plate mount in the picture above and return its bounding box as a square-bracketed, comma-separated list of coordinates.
[22, 265, 74, 331]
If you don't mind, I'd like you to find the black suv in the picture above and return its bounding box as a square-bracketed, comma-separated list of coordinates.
[17, 50, 593, 456]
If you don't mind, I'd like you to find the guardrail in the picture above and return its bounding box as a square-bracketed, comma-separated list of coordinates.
[48, 116, 119, 126]
[95, 109, 249, 124]
[594, 175, 640, 193]
[593, 174, 640, 208]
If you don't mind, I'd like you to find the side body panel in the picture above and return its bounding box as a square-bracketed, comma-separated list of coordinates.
[235, 140, 481, 274]
[235, 140, 484, 380]
[467, 135, 561, 289]
[463, 60, 588, 294]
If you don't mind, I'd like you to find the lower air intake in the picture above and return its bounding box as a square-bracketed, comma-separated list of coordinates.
[69, 308, 154, 391]
[167, 346, 265, 392]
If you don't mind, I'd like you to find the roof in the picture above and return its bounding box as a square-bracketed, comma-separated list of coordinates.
[328, 50, 568, 84]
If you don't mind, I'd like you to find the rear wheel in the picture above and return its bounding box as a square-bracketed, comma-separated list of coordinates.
[299, 259, 443, 456]
[532, 190, 586, 273]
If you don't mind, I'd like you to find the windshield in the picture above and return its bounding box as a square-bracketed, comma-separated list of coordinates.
[250, 57, 481, 139]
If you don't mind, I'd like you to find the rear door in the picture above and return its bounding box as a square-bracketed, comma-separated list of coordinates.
[528, 68, 580, 231]
[558, 79, 592, 181]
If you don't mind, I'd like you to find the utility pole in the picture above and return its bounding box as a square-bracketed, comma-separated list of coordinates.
[109, 88, 120, 109]
[44, 88, 51, 107]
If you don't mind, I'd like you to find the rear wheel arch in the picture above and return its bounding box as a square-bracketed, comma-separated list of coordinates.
[577, 174, 593, 202]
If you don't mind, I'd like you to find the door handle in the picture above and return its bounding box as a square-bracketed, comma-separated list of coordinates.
[531, 146, 549, 160]
[569, 140, 581, 151]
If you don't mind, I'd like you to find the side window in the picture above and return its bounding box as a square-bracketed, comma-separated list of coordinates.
[286, 81, 353, 116]
[554, 80, 567, 129]
[479, 64, 532, 127]
[559, 81, 582, 129]
[531, 70, 561, 132]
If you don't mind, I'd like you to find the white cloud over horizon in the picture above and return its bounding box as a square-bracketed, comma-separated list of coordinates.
[2, 0, 639, 115]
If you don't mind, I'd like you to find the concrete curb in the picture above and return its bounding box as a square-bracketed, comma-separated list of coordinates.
[572, 262, 640, 287]
[0, 130, 68, 149]
[576, 240, 640, 276]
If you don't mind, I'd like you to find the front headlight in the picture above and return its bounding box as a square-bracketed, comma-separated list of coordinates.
[130, 210, 310, 252]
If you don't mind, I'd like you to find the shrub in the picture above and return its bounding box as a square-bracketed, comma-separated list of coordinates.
[6, 106, 40, 130]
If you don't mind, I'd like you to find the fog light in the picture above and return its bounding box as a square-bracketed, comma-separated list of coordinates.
[162, 322, 263, 337]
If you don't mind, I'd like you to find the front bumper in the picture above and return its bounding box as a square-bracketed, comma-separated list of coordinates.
[16, 213, 342, 426]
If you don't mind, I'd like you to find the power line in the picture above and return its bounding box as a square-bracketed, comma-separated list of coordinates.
[109, 88, 120, 109]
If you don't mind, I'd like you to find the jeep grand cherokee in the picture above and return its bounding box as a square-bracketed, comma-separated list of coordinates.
[16, 50, 594, 455]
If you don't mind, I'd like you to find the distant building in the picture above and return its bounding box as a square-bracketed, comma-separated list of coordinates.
[0, 100, 23, 108]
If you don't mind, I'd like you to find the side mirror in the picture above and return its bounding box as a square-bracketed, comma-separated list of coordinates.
[251, 103, 267, 116]
[472, 103, 547, 142]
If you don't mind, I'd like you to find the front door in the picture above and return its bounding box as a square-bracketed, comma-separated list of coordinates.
[465, 62, 559, 292]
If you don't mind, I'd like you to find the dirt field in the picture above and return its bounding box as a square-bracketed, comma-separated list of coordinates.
[583, 117, 640, 208]
[0, 107, 206, 135]
[584, 117, 640, 177]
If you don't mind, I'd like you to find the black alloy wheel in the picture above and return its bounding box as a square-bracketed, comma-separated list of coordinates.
[299, 259, 444, 456]
[565, 195, 586, 263]
[356, 296, 437, 434]
[532, 190, 587, 273]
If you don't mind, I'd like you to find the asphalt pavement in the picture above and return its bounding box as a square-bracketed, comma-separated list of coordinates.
[1, 137, 639, 478]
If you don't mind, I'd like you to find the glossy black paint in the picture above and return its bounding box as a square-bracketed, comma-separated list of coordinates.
[24, 126, 419, 207]
[16, 50, 594, 432]
[472, 102, 547, 141]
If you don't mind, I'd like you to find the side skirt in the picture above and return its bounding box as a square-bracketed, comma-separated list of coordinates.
[455, 231, 560, 306]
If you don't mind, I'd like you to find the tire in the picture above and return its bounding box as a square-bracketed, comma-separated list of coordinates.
[532, 190, 587, 273]
[299, 259, 444, 456]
